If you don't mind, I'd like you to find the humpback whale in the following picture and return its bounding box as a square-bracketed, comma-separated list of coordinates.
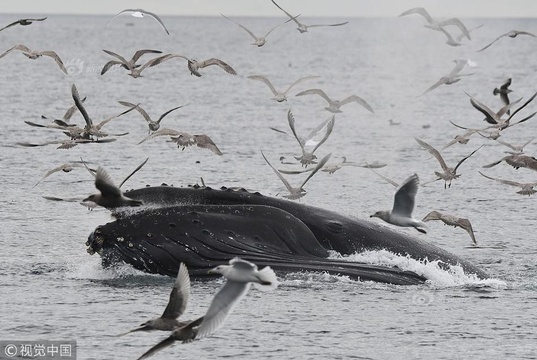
[86, 185, 488, 285]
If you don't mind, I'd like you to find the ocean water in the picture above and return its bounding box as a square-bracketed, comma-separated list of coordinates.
[1, 13, 537, 360]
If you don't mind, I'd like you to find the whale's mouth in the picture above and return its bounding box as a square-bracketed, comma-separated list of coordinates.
[86, 226, 105, 255]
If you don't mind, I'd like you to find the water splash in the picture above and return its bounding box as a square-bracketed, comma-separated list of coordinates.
[328, 249, 507, 288]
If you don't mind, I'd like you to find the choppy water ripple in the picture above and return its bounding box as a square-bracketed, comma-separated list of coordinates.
[1, 14, 537, 360]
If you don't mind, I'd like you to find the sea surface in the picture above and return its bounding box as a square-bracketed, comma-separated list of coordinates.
[1, 13, 537, 360]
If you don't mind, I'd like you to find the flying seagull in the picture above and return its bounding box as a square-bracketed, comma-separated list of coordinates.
[370, 173, 427, 234]
[477, 30, 537, 52]
[138, 128, 223, 156]
[101, 49, 167, 78]
[247, 75, 320, 102]
[151, 53, 237, 77]
[479, 171, 537, 196]
[0, 17, 47, 32]
[493, 78, 513, 114]
[398, 7, 471, 40]
[119, 263, 198, 335]
[118, 101, 189, 133]
[296, 88, 374, 113]
[108, 9, 170, 35]
[83, 166, 143, 209]
[0, 44, 67, 74]
[418, 59, 475, 97]
[137, 258, 278, 359]
[262, 151, 331, 200]
[34, 162, 92, 188]
[221, 13, 293, 47]
[270, 0, 348, 33]
[422, 211, 477, 245]
[286, 110, 335, 166]
[415, 137, 481, 188]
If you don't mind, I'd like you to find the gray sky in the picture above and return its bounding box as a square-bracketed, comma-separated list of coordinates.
[1, 0, 536, 18]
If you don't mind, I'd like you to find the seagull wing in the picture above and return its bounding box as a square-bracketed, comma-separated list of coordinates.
[192, 135, 223, 155]
[306, 116, 335, 155]
[118, 101, 152, 123]
[270, 0, 302, 26]
[478, 171, 524, 188]
[140, 9, 170, 35]
[477, 32, 508, 52]
[339, 95, 374, 113]
[415, 137, 449, 171]
[195, 281, 251, 340]
[466, 92, 499, 124]
[0, 44, 32, 59]
[262, 151, 295, 194]
[71, 84, 93, 127]
[118, 158, 148, 189]
[131, 49, 163, 63]
[95, 166, 122, 198]
[0, 20, 21, 32]
[283, 76, 320, 95]
[418, 77, 448, 97]
[162, 263, 190, 319]
[101, 60, 123, 75]
[102, 49, 129, 65]
[38, 51, 67, 74]
[398, 7, 434, 24]
[392, 173, 419, 217]
[295, 88, 332, 105]
[157, 103, 189, 124]
[287, 110, 306, 149]
[305, 21, 349, 29]
[221, 14, 258, 41]
[197, 58, 237, 75]
[247, 75, 279, 96]
[138, 127, 180, 144]
[299, 153, 331, 189]
[453, 146, 482, 172]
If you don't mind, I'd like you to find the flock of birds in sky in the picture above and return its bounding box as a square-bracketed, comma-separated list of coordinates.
[3, 2, 537, 357]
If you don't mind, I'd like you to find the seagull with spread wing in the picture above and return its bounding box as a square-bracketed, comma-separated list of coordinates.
[270, 0, 348, 33]
[248, 75, 319, 102]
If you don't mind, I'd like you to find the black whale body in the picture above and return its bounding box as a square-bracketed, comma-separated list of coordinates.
[86, 185, 488, 285]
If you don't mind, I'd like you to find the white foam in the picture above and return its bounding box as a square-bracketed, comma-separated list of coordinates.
[328, 249, 507, 288]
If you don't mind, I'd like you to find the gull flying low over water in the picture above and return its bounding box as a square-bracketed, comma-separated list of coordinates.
[482, 154, 537, 172]
[287, 110, 335, 166]
[221, 13, 292, 47]
[398, 7, 471, 40]
[108, 9, 170, 35]
[152, 53, 237, 77]
[137, 258, 278, 359]
[270, 0, 348, 33]
[442, 130, 478, 150]
[83, 166, 143, 209]
[262, 151, 331, 200]
[479, 171, 537, 196]
[119, 263, 200, 335]
[477, 30, 537, 52]
[138, 128, 223, 155]
[415, 137, 481, 188]
[465, 91, 537, 131]
[0, 17, 47, 32]
[495, 138, 533, 154]
[278, 157, 384, 175]
[33, 162, 92, 188]
[17, 137, 118, 150]
[118, 101, 189, 133]
[101, 49, 166, 78]
[418, 59, 475, 97]
[296, 88, 374, 113]
[247, 75, 320, 102]
[72, 84, 136, 139]
[370, 173, 427, 234]
[493, 78, 513, 114]
[0, 44, 67, 74]
[41, 97, 86, 126]
[422, 211, 477, 245]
